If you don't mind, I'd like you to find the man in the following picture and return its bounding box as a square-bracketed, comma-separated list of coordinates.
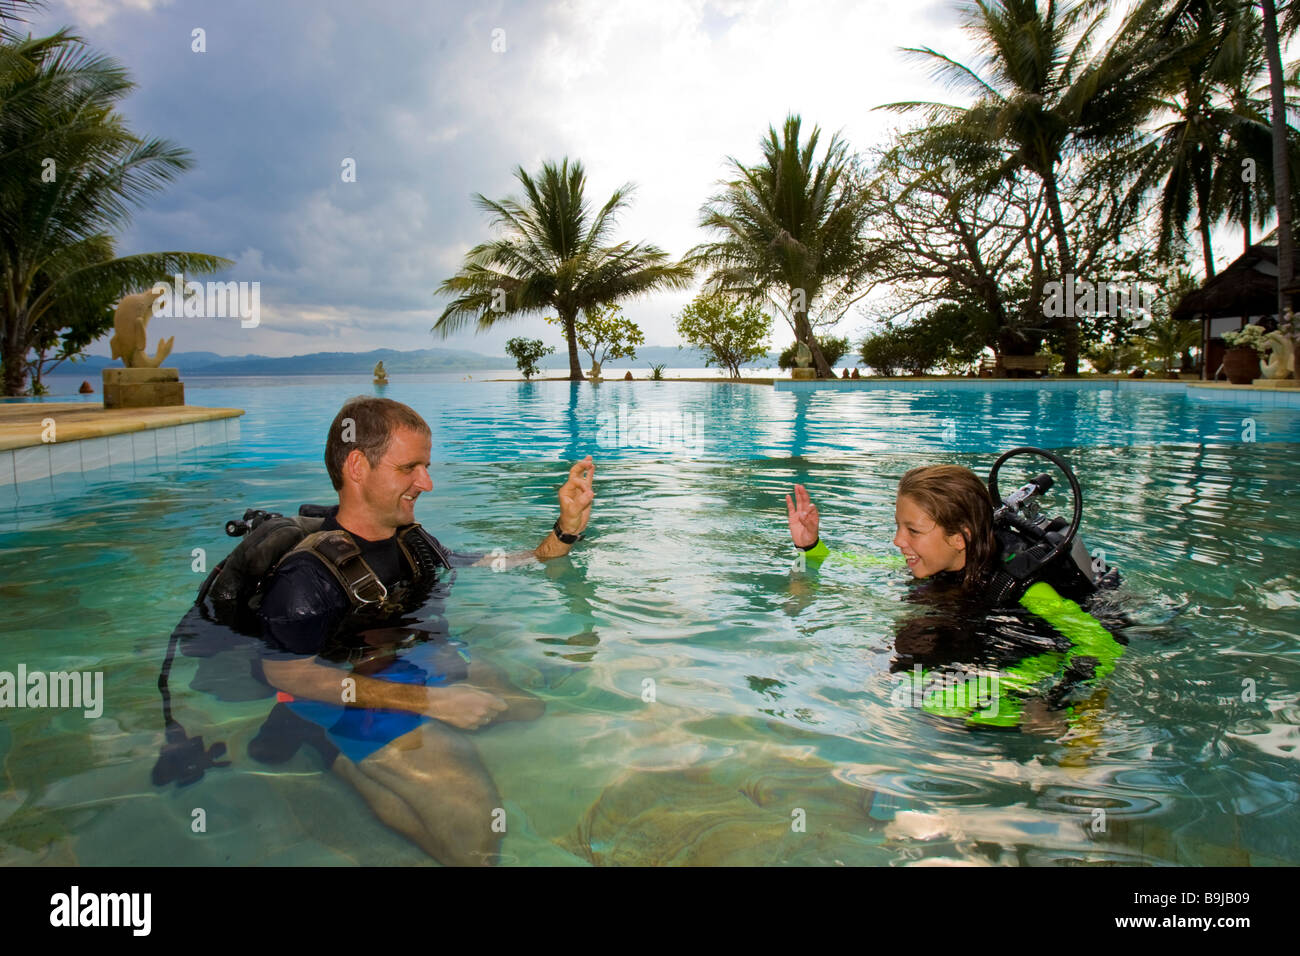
[256, 396, 595, 865]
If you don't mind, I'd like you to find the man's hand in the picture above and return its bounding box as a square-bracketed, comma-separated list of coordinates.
[557, 455, 595, 536]
[425, 685, 508, 730]
[785, 483, 819, 548]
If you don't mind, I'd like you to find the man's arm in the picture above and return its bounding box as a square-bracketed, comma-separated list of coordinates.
[260, 656, 505, 730]
[258, 556, 506, 729]
[468, 455, 596, 567]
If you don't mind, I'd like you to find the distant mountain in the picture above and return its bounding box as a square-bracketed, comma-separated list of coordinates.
[539, 345, 778, 369]
[62, 344, 781, 376]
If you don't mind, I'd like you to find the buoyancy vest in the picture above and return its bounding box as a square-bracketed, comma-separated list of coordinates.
[178, 506, 455, 698]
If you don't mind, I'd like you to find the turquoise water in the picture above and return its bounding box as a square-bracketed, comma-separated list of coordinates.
[2, 377, 1298, 865]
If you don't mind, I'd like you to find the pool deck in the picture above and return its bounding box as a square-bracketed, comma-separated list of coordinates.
[0, 402, 243, 451]
[0, 403, 244, 501]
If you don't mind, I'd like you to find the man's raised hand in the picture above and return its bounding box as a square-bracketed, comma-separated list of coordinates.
[557, 455, 595, 536]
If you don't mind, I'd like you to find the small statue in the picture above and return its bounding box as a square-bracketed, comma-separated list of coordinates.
[79, 380, 94, 394]
[1261, 331, 1295, 378]
[373, 360, 388, 385]
[624, 370, 633, 380]
[110, 290, 173, 368]
[841, 368, 849, 379]
[850, 368, 860, 379]
[795, 342, 812, 368]
[589, 360, 602, 382]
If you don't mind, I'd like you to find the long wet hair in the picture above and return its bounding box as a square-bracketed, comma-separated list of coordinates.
[897, 465, 997, 592]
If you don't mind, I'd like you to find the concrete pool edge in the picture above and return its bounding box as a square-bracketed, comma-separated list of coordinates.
[0, 404, 244, 501]
[774, 377, 1300, 408]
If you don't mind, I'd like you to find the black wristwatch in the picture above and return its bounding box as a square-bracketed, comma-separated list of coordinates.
[553, 518, 584, 545]
[798, 536, 821, 552]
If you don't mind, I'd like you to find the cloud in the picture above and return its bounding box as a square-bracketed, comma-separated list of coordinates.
[35, 0, 985, 359]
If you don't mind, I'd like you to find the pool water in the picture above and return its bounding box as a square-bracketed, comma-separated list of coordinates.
[2, 377, 1298, 865]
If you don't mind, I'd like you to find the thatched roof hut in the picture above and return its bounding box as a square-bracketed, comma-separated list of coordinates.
[1172, 242, 1300, 379]
[1173, 243, 1300, 321]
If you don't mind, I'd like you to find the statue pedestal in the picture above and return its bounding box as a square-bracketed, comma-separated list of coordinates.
[1254, 377, 1299, 387]
[102, 367, 184, 408]
[791, 368, 816, 380]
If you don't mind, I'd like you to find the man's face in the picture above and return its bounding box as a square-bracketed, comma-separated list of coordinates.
[354, 426, 433, 533]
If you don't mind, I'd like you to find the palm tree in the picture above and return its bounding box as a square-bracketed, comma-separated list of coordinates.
[1261, 0, 1299, 320]
[883, 0, 1180, 375]
[1131, 0, 1273, 278]
[687, 114, 873, 379]
[0, 23, 230, 394]
[434, 158, 693, 381]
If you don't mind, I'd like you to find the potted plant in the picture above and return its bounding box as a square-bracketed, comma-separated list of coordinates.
[1220, 325, 1267, 384]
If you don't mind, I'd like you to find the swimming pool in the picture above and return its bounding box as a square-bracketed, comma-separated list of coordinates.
[2, 376, 1298, 865]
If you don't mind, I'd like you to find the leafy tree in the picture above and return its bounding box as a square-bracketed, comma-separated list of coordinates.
[674, 292, 771, 379]
[859, 328, 908, 377]
[1127, 0, 1290, 277]
[0, 16, 230, 394]
[687, 114, 874, 378]
[778, 335, 849, 370]
[882, 0, 1182, 374]
[504, 336, 553, 380]
[544, 302, 644, 375]
[434, 158, 693, 381]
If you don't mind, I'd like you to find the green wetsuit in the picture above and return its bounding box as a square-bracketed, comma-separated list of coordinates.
[796, 540, 1124, 729]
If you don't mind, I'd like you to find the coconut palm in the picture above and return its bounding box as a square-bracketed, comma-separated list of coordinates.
[687, 114, 873, 379]
[434, 158, 693, 381]
[0, 24, 230, 394]
[882, 0, 1181, 375]
[1260, 0, 1300, 319]
[1130, 0, 1276, 278]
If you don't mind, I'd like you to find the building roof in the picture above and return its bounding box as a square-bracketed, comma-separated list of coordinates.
[1172, 244, 1300, 321]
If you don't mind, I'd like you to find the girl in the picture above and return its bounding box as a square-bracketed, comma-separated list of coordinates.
[786, 464, 998, 598]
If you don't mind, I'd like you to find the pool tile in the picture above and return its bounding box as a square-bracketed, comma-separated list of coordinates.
[79, 437, 110, 476]
[106, 433, 134, 480]
[13, 444, 51, 485]
[131, 430, 157, 467]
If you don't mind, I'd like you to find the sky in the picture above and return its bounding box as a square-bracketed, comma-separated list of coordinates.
[21, 0, 1276, 360]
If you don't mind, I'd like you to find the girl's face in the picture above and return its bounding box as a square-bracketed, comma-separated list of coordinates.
[893, 494, 969, 578]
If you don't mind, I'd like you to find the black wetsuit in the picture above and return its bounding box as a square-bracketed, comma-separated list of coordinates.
[250, 511, 477, 765]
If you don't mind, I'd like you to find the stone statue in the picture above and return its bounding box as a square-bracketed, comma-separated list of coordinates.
[589, 360, 602, 382]
[795, 342, 812, 368]
[110, 290, 173, 368]
[1261, 331, 1296, 379]
[373, 360, 388, 384]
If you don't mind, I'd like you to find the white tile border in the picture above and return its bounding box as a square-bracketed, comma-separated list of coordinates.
[773, 377, 1300, 408]
[1, 415, 241, 496]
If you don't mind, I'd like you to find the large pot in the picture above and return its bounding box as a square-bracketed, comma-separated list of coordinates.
[1223, 347, 1261, 385]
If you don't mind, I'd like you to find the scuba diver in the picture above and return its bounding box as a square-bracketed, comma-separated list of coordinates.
[155, 396, 595, 866]
[786, 447, 1125, 731]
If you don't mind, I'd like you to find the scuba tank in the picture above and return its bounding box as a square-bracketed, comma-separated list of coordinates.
[983, 447, 1119, 605]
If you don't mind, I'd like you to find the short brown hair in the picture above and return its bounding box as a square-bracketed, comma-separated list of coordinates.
[324, 397, 430, 491]
[897, 465, 997, 591]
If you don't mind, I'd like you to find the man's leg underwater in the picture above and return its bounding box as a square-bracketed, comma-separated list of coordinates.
[333, 720, 504, 866]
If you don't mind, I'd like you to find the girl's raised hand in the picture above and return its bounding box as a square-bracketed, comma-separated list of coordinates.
[785, 483, 819, 548]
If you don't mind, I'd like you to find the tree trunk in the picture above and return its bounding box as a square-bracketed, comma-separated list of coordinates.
[561, 306, 583, 381]
[1042, 168, 1079, 376]
[794, 310, 834, 377]
[3, 315, 29, 397]
[1262, 0, 1295, 331]
[1199, 215, 1216, 280]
